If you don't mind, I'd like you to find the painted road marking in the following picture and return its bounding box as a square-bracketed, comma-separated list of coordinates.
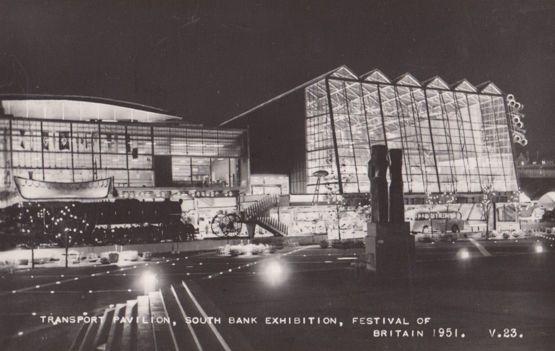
[182, 280, 232, 351]
[469, 238, 492, 257]
[171, 285, 203, 351]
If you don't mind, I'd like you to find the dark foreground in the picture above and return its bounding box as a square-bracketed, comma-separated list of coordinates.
[1, 238, 554, 351]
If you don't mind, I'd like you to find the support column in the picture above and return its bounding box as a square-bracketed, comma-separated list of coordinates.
[246, 223, 256, 240]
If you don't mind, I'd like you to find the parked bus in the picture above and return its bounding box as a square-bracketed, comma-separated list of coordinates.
[409, 210, 466, 234]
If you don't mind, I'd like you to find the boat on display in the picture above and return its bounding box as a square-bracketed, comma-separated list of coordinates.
[14, 176, 113, 200]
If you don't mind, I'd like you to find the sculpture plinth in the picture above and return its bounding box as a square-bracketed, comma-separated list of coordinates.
[365, 147, 414, 277]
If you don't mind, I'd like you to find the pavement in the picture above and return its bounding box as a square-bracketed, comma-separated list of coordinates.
[0, 237, 554, 350]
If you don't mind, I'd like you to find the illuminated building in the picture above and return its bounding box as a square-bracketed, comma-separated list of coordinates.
[0, 95, 248, 200]
[223, 66, 520, 201]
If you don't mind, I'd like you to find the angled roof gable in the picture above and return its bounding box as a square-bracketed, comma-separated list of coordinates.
[395, 73, 421, 87]
[477, 81, 503, 94]
[329, 65, 357, 79]
[423, 76, 450, 89]
[452, 79, 477, 92]
[361, 68, 391, 83]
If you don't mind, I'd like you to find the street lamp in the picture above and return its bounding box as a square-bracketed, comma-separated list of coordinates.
[140, 271, 158, 294]
[261, 259, 288, 287]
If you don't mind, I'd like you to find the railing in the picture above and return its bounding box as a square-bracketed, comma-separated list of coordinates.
[242, 195, 288, 236]
[244, 195, 279, 221]
[257, 215, 288, 236]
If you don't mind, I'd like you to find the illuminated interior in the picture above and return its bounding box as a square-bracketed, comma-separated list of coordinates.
[305, 67, 518, 195]
[0, 98, 247, 190]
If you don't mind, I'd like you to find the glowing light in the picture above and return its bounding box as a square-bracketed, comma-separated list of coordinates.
[17, 331, 23, 336]
[458, 249, 470, 260]
[140, 271, 157, 293]
[88, 290, 93, 294]
[262, 260, 288, 286]
[534, 244, 544, 254]
[50, 291, 54, 294]
[56, 281, 61, 285]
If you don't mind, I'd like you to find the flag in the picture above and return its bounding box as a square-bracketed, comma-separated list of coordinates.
[59, 131, 70, 150]
[42, 131, 50, 150]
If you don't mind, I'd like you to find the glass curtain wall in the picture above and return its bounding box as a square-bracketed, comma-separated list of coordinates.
[0, 117, 246, 189]
[304, 69, 517, 195]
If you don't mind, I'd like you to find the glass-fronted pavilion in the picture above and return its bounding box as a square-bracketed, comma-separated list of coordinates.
[306, 67, 518, 195]
[223, 66, 519, 199]
[0, 96, 248, 193]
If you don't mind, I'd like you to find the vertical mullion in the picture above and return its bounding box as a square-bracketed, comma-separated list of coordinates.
[502, 97, 520, 191]
[97, 122, 102, 170]
[151, 126, 155, 186]
[359, 82, 373, 150]
[91, 127, 95, 181]
[70, 122, 75, 182]
[423, 90, 442, 193]
[376, 84, 389, 149]
[325, 77, 343, 194]
[438, 92, 456, 192]
[40, 121, 45, 180]
[464, 94, 483, 190]
[489, 95, 509, 191]
[452, 93, 472, 192]
[477, 94, 495, 185]
[393, 86, 412, 193]
[342, 82, 360, 193]
[8, 119, 13, 185]
[125, 125, 129, 187]
[409, 89, 428, 193]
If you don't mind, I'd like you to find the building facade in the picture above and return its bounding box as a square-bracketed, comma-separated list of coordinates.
[223, 66, 520, 199]
[0, 96, 249, 199]
[305, 67, 518, 196]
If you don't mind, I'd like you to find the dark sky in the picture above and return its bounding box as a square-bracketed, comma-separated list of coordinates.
[0, 0, 554, 157]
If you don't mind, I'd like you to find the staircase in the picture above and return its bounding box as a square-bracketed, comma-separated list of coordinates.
[71, 282, 253, 351]
[243, 195, 288, 237]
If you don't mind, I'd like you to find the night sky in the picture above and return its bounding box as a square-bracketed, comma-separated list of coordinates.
[0, 0, 553, 157]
